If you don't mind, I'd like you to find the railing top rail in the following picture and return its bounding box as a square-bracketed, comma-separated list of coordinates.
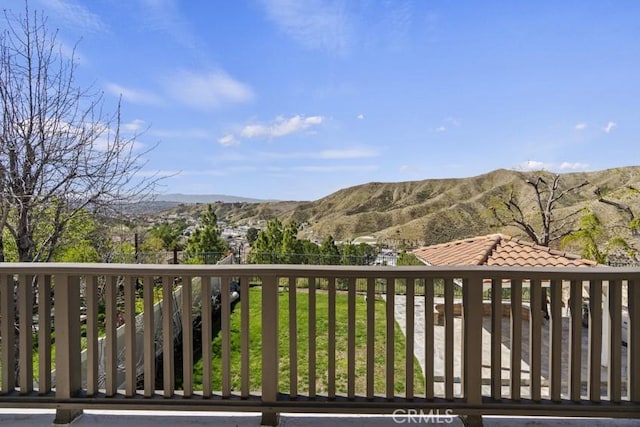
[0, 262, 639, 280]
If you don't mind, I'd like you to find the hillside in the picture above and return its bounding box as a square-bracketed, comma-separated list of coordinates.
[155, 167, 640, 250]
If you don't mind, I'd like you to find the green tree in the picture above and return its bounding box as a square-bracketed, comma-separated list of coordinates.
[185, 205, 228, 264]
[250, 218, 284, 263]
[148, 220, 187, 250]
[246, 227, 259, 245]
[319, 235, 340, 265]
[280, 221, 302, 264]
[300, 239, 321, 264]
[53, 212, 109, 262]
[396, 252, 424, 266]
[561, 211, 631, 263]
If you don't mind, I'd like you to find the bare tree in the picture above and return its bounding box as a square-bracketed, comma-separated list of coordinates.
[491, 173, 589, 247]
[0, 5, 158, 262]
[595, 186, 639, 236]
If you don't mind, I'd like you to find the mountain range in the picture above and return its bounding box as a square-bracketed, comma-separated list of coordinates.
[153, 166, 640, 250]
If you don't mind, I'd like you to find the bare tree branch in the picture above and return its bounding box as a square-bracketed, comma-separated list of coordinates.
[0, 5, 160, 261]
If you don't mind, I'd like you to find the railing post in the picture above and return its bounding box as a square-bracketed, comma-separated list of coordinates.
[462, 276, 483, 426]
[53, 274, 83, 425]
[261, 275, 279, 426]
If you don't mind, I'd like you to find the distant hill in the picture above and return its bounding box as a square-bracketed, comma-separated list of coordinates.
[154, 193, 268, 204]
[148, 167, 640, 251]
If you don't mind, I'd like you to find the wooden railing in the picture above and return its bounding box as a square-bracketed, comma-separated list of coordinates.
[0, 263, 638, 425]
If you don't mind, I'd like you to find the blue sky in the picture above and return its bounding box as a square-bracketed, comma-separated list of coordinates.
[3, 1, 640, 201]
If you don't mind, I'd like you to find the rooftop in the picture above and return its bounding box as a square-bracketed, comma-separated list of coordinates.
[412, 234, 598, 267]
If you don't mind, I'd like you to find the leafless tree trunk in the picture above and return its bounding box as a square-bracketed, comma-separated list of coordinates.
[491, 173, 589, 246]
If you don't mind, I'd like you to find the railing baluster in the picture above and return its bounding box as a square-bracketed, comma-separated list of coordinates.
[406, 278, 415, 400]
[0, 273, 15, 393]
[549, 280, 563, 402]
[569, 280, 582, 402]
[491, 278, 502, 400]
[18, 274, 33, 394]
[143, 276, 155, 398]
[241, 276, 250, 398]
[261, 274, 280, 426]
[201, 276, 212, 397]
[444, 277, 454, 400]
[37, 274, 52, 395]
[529, 279, 542, 401]
[162, 275, 175, 397]
[424, 277, 434, 400]
[221, 276, 231, 398]
[629, 279, 640, 403]
[125, 276, 137, 397]
[608, 280, 622, 403]
[386, 278, 395, 400]
[328, 277, 337, 399]
[182, 275, 193, 397]
[105, 276, 118, 396]
[86, 275, 99, 396]
[347, 277, 356, 399]
[366, 276, 375, 400]
[510, 279, 522, 401]
[288, 276, 298, 398]
[309, 276, 317, 398]
[588, 280, 602, 402]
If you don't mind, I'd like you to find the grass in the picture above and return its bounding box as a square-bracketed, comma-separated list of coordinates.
[193, 287, 424, 396]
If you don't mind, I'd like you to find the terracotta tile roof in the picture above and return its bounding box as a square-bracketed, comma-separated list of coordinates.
[412, 234, 598, 267]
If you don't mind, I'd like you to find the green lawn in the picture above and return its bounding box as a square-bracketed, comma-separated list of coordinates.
[193, 287, 424, 396]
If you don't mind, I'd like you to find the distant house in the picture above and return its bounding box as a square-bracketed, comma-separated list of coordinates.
[412, 233, 597, 267]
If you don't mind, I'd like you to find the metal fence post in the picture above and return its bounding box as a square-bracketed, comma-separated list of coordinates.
[261, 274, 280, 426]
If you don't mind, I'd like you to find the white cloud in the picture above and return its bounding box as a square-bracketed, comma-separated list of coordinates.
[575, 122, 587, 131]
[240, 115, 324, 139]
[136, 0, 207, 53]
[357, 114, 365, 120]
[517, 160, 548, 171]
[261, 0, 351, 54]
[123, 119, 147, 133]
[516, 160, 590, 172]
[165, 70, 254, 110]
[42, 0, 107, 32]
[435, 126, 446, 133]
[558, 162, 590, 171]
[218, 134, 239, 146]
[445, 117, 461, 126]
[106, 83, 164, 105]
[603, 121, 617, 133]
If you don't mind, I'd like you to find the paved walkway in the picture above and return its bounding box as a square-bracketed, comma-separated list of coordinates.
[389, 295, 629, 398]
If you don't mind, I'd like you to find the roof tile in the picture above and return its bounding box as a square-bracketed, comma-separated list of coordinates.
[412, 234, 597, 267]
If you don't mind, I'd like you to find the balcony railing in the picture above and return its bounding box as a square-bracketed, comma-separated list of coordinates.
[0, 263, 638, 425]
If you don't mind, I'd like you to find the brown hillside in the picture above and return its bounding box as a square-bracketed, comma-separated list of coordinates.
[164, 167, 640, 250]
